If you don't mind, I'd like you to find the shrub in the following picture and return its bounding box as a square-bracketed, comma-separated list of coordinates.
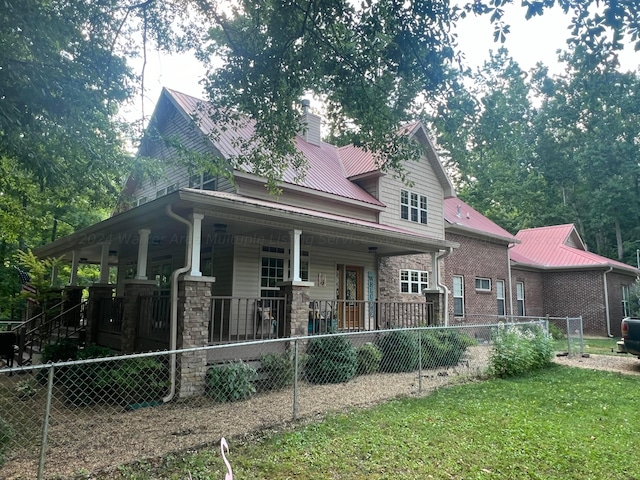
[258, 352, 294, 391]
[421, 329, 476, 369]
[206, 362, 257, 402]
[356, 343, 382, 375]
[305, 335, 357, 384]
[42, 338, 79, 363]
[0, 417, 13, 467]
[378, 330, 419, 373]
[489, 324, 554, 378]
[547, 322, 565, 340]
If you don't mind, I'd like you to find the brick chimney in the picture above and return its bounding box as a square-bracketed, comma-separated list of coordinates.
[300, 99, 322, 146]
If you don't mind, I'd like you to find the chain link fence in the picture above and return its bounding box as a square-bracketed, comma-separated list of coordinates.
[0, 321, 546, 479]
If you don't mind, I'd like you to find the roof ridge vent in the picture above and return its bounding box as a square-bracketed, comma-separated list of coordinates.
[456, 205, 462, 218]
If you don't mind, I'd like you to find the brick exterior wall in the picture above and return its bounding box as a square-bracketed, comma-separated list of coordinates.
[443, 232, 511, 322]
[510, 268, 544, 317]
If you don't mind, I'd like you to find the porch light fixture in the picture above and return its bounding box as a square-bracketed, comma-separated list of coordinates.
[214, 223, 227, 234]
[368, 246, 378, 254]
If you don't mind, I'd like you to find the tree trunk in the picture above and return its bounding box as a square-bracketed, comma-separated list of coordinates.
[615, 218, 624, 261]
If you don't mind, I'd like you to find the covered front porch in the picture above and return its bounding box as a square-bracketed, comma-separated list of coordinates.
[35, 189, 456, 395]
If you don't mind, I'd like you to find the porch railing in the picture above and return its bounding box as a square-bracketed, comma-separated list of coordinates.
[209, 296, 287, 343]
[138, 296, 170, 343]
[97, 297, 124, 335]
[309, 300, 434, 334]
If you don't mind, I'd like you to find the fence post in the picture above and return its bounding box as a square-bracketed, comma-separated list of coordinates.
[418, 328, 422, 394]
[293, 339, 299, 420]
[38, 364, 55, 480]
[578, 316, 584, 355]
[565, 317, 571, 356]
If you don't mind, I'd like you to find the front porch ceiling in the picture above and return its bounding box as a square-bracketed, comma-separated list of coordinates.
[34, 189, 458, 263]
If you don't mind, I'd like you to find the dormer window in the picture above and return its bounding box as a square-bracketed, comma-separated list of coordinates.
[400, 189, 427, 224]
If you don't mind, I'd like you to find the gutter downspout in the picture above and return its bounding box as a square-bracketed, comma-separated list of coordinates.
[433, 247, 454, 327]
[603, 266, 614, 338]
[507, 243, 516, 316]
[163, 205, 193, 403]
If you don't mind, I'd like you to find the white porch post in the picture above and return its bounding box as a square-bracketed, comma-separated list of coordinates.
[290, 229, 302, 281]
[190, 213, 204, 277]
[135, 228, 151, 280]
[99, 242, 110, 284]
[69, 250, 80, 286]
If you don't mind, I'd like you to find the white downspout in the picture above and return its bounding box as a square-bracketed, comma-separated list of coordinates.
[163, 205, 193, 403]
[603, 266, 614, 338]
[433, 247, 454, 326]
[507, 244, 515, 316]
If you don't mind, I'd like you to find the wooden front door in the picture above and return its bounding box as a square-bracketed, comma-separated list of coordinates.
[337, 265, 363, 330]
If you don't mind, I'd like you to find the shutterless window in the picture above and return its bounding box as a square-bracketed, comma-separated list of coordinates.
[475, 277, 491, 292]
[189, 172, 217, 191]
[496, 280, 506, 316]
[453, 275, 464, 316]
[400, 189, 427, 224]
[622, 285, 631, 317]
[516, 282, 525, 316]
[400, 269, 429, 294]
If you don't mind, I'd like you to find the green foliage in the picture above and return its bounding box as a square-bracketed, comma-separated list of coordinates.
[42, 338, 80, 363]
[206, 362, 257, 402]
[547, 322, 566, 340]
[63, 356, 168, 406]
[258, 352, 294, 391]
[305, 335, 357, 384]
[378, 330, 420, 373]
[421, 329, 476, 369]
[356, 343, 382, 375]
[0, 416, 13, 467]
[489, 324, 554, 378]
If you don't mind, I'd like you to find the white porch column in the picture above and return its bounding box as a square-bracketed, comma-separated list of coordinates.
[290, 229, 302, 281]
[69, 250, 80, 286]
[99, 242, 110, 284]
[190, 213, 204, 277]
[135, 228, 151, 280]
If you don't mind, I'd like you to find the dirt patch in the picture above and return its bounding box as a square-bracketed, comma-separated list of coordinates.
[553, 351, 640, 375]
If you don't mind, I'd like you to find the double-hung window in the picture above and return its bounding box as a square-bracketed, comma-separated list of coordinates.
[453, 275, 464, 317]
[516, 282, 525, 316]
[400, 190, 428, 224]
[496, 280, 506, 316]
[189, 172, 217, 191]
[260, 246, 309, 297]
[622, 285, 631, 317]
[400, 269, 429, 294]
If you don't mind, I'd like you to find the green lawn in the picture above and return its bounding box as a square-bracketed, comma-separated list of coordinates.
[106, 365, 640, 480]
[554, 336, 620, 356]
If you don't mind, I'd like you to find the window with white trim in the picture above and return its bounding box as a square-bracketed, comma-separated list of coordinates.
[453, 275, 464, 317]
[260, 246, 309, 297]
[622, 285, 631, 317]
[400, 269, 429, 294]
[400, 190, 428, 224]
[496, 280, 506, 316]
[189, 172, 217, 191]
[516, 282, 525, 316]
[475, 277, 491, 292]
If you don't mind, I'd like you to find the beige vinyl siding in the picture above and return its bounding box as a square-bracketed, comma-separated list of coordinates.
[378, 154, 445, 240]
[209, 243, 233, 296]
[235, 178, 379, 222]
[133, 105, 236, 202]
[352, 176, 380, 201]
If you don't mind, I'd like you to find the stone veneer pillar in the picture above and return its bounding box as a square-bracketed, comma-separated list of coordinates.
[121, 279, 157, 354]
[278, 280, 315, 337]
[176, 275, 215, 398]
[85, 284, 115, 345]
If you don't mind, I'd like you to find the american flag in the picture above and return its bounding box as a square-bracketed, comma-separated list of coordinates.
[15, 266, 36, 294]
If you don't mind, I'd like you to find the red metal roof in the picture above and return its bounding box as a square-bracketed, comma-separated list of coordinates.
[511, 224, 637, 273]
[164, 88, 384, 207]
[444, 198, 517, 243]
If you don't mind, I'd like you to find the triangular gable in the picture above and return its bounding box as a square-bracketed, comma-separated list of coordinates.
[338, 121, 456, 199]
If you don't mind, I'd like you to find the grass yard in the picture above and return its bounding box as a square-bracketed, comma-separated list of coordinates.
[105, 364, 640, 480]
[554, 336, 619, 356]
